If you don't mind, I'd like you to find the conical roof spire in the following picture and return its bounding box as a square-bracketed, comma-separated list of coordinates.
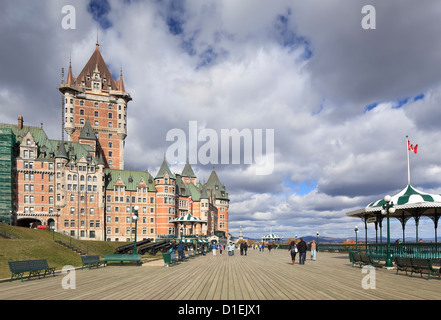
[55, 141, 69, 160]
[78, 119, 96, 140]
[117, 67, 125, 92]
[155, 159, 175, 179]
[66, 59, 74, 85]
[182, 160, 196, 178]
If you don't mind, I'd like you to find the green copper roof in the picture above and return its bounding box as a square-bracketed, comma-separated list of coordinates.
[78, 119, 96, 140]
[205, 169, 229, 200]
[105, 169, 156, 192]
[155, 159, 175, 179]
[55, 141, 69, 159]
[186, 182, 201, 201]
[182, 161, 196, 178]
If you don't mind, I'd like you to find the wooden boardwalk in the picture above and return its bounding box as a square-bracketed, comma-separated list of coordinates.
[0, 249, 440, 300]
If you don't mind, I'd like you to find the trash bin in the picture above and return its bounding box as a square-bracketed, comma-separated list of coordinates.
[162, 252, 171, 267]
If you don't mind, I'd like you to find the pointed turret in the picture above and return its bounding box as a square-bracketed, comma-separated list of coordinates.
[182, 161, 196, 178]
[55, 141, 69, 160]
[65, 59, 75, 86]
[117, 68, 125, 92]
[205, 168, 229, 200]
[78, 119, 96, 140]
[155, 159, 175, 179]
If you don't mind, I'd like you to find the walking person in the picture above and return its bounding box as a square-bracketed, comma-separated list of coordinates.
[228, 243, 234, 256]
[310, 240, 317, 261]
[219, 243, 223, 255]
[288, 240, 298, 265]
[177, 240, 185, 262]
[240, 242, 244, 255]
[298, 238, 307, 264]
[244, 242, 248, 256]
[212, 242, 217, 256]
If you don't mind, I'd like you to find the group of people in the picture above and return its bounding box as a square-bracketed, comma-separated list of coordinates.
[288, 238, 317, 265]
[211, 242, 238, 256]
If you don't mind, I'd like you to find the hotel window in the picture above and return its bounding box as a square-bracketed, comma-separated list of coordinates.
[80, 100, 84, 106]
[108, 113, 112, 119]
[94, 102, 98, 108]
[80, 109, 85, 115]
[95, 120, 99, 126]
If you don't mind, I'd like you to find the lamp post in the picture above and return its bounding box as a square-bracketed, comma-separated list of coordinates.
[354, 226, 358, 249]
[132, 205, 139, 254]
[381, 195, 395, 268]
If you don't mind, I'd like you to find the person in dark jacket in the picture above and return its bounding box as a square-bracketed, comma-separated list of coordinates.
[177, 241, 185, 261]
[297, 238, 307, 264]
[288, 240, 298, 265]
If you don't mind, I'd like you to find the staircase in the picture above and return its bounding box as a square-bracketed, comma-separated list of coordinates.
[54, 240, 86, 255]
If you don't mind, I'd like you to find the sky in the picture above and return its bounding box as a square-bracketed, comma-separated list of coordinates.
[2, 0, 441, 241]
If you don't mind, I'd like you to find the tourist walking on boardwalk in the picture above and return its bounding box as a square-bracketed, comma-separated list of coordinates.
[244, 242, 248, 256]
[310, 240, 317, 261]
[177, 240, 185, 261]
[228, 243, 234, 256]
[219, 243, 223, 254]
[212, 242, 218, 256]
[298, 238, 307, 264]
[288, 240, 298, 265]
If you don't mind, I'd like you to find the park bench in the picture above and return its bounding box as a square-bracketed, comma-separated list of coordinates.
[8, 259, 56, 282]
[349, 251, 362, 267]
[358, 252, 384, 269]
[394, 257, 413, 276]
[410, 258, 440, 280]
[104, 254, 142, 265]
[81, 255, 105, 269]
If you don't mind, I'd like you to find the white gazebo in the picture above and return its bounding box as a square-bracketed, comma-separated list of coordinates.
[261, 233, 283, 243]
[347, 184, 441, 243]
[170, 213, 208, 237]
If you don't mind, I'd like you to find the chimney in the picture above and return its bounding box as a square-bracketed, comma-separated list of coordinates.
[18, 115, 23, 130]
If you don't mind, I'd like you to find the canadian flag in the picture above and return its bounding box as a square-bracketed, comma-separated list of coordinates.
[408, 140, 418, 154]
[188, 197, 194, 205]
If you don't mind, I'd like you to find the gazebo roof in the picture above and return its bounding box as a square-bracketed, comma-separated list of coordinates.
[261, 233, 282, 240]
[366, 184, 441, 212]
[170, 213, 207, 224]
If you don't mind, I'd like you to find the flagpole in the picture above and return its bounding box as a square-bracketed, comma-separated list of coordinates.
[406, 135, 410, 185]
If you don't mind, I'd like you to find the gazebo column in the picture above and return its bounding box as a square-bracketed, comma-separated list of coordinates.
[412, 209, 423, 242]
[374, 212, 384, 244]
[397, 212, 411, 243]
[363, 217, 368, 249]
[429, 209, 440, 243]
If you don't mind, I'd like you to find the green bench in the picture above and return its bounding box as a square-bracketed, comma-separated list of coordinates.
[8, 259, 56, 282]
[410, 258, 440, 280]
[81, 255, 105, 269]
[104, 254, 142, 265]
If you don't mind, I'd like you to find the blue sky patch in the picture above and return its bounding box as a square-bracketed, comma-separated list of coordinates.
[88, 0, 112, 29]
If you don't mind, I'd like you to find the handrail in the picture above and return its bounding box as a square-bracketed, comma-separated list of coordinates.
[52, 231, 98, 255]
[317, 242, 441, 259]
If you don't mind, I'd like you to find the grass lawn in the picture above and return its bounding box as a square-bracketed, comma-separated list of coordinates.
[0, 224, 160, 280]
